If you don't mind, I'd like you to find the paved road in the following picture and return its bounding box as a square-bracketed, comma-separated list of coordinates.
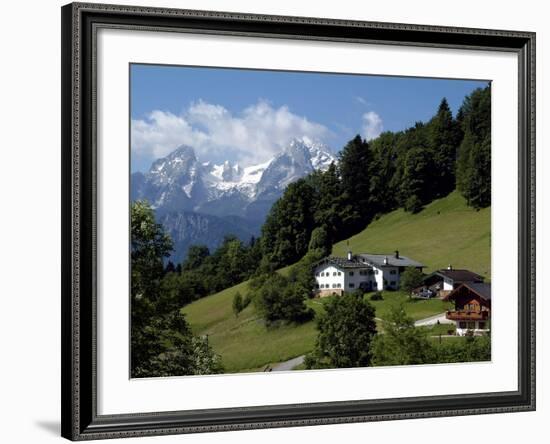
[414, 312, 453, 327]
[271, 355, 306, 372]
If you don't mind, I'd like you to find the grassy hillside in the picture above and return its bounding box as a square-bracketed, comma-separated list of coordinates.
[182, 191, 490, 372]
[182, 274, 321, 372]
[333, 191, 491, 278]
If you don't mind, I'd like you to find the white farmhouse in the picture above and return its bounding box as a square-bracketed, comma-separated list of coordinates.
[313, 250, 424, 297]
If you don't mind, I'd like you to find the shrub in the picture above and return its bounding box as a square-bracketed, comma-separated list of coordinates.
[232, 291, 244, 317]
[370, 292, 383, 301]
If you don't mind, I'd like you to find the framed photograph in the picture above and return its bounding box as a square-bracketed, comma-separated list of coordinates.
[61, 2, 536, 440]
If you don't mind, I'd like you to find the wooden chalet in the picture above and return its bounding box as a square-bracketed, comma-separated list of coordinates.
[443, 282, 491, 336]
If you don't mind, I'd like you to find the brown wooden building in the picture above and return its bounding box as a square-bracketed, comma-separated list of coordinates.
[443, 282, 491, 336]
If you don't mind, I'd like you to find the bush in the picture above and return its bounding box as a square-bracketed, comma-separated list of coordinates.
[370, 292, 384, 301]
[232, 291, 243, 317]
[254, 272, 314, 325]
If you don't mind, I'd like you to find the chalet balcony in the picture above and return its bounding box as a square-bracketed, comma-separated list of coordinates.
[446, 310, 490, 321]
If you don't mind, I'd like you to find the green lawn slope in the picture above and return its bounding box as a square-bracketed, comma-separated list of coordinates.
[333, 191, 490, 278]
[182, 191, 490, 373]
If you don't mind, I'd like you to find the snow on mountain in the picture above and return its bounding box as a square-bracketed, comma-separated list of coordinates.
[132, 137, 335, 211]
[130, 138, 335, 260]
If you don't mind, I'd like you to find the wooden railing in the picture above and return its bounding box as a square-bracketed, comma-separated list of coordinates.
[446, 310, 489, 321]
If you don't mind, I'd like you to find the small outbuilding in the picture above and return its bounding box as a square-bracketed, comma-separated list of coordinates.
[415, 266, 484, 298]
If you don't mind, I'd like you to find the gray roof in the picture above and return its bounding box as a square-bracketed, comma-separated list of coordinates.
[466, 282, 492, 301]
[358, 253, 425, 268]
[315, 256, 372, 270]
[434, 269, 484, 283]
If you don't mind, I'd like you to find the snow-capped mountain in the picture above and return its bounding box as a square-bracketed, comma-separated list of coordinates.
[132, 137, 335, 215]
[131, 137, 336, 260]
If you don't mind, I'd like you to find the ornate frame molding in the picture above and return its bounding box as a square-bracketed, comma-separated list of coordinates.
[61, 2, 535, 440]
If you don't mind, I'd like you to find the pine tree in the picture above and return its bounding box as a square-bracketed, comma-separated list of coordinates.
[456, 86, 491, 209]
[339, 135, 373, 227]
[400, 147, 433, 213]
[261, 179, 315, 267]
[429, 98, 461, 197]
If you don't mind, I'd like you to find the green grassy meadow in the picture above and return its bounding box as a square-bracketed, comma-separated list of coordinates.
[333, 191, 491, 278]
[182, 191, 490, 373]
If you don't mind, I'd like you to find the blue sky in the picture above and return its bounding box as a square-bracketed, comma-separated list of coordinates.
[131, 64, 489, 173]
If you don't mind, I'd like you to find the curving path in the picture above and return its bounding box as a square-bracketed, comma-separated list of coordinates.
[271, 355, 305, 372]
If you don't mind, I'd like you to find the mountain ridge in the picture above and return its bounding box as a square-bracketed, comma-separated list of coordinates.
[131, 137, 336, 261]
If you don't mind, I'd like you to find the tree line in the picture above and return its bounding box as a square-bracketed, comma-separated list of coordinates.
[261, 86, 491, 270]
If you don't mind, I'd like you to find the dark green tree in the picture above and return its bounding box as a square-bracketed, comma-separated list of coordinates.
[131, 200, 173, 373]
[368, 132, 400, 215]
[164, 260, 176, 275]
[305, 292, 377, 369]
[183, 245, 210, 271]
[308, 163, 357, 241]
[456, 86, 491, 209]
[308, 225, 331, 257]
[253, 272, 314, 325]
[130, 201, 222, 377]
[400, 267, 425, 294]
[428, 98, 462, 197]
[400, 147, 433, 213]
[131, 200, 173, 304]
[338, 135, 373, 227]
[261, 179, 315, 267]
[371, 305, 436, 366]
[232, 291, 244, 317]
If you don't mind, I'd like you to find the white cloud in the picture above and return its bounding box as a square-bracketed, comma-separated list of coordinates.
[131, 100, 330, 168]
[361, 111, 383, 141]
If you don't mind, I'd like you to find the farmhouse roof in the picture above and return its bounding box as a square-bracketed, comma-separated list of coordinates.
[444, 282, 492, 302]
[358, 253, 425, 268]
[435, 269, 484, 283]
[314, 256, 372, 270]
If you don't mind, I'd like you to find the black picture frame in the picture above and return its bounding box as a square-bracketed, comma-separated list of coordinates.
[61, 2, 536, 440]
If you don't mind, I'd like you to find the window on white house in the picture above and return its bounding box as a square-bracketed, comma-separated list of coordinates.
[332, 283, 337, 288]
[338, 272, 342, 276]
[333, 272, 337, 276]
[337, 283, 341, 288]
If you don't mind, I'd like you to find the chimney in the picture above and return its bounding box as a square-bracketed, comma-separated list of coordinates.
[384, 256, 388, 265]
[395, 250, 399, 259]
[347, 250, 353, 261]
[447, 264, 453, 271]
